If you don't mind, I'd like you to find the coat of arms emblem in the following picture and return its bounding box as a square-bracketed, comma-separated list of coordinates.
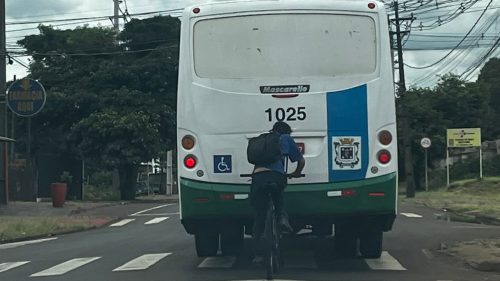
[333, 137, 361, 170]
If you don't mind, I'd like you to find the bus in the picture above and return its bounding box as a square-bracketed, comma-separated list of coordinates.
[177, 0, 397, 259]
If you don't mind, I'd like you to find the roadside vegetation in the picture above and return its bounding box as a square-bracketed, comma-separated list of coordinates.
[0, 217, 95, 243]
[402, 176, 500, 224]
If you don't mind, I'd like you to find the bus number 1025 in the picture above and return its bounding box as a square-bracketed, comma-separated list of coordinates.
[265, 107, 307, 122]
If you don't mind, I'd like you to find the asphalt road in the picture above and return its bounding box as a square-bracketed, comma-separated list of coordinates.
[1, 201, 500, 281]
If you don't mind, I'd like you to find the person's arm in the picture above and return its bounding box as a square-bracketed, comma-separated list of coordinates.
[289, 157, 305, 178]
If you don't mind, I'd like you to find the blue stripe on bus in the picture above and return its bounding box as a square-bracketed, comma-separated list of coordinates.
[326, 85, 369, 182]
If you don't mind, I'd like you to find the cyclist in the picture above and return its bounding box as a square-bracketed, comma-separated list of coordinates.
[250, 121, 305, 264]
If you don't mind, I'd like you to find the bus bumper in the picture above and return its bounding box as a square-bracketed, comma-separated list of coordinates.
[180, 172, 397, 234]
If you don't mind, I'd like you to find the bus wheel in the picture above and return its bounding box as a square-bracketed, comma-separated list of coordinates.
[334, 223, 358, 258]
[359, 229, 383, 258]
[195, 230, 219, 257]
[220, 225, 244, 256]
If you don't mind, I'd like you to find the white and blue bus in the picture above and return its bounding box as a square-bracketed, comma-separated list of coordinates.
[177, 0, 397, 258]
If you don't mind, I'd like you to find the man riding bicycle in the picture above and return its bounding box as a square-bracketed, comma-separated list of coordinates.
[250, 121, 305, 264]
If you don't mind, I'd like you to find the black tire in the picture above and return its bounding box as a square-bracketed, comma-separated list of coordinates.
[220, 225, 244, 256]
[195, 231, 219, 257]
[359, 229, 383, 258]
[334, 223, 358, 258]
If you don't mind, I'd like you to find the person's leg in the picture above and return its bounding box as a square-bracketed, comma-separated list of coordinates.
[270, 173, 293, 233]
[250, 173, 270, 259]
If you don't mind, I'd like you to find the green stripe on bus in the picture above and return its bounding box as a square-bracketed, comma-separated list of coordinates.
[180, 172, 397, 219]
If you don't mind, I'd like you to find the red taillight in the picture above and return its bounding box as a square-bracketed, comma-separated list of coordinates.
[369, 192, 385, 197]
[184, 155, 197, 169]
[193, 7, 200, 14]
[378, 150, 391, 164]
[342, 189, 356, 197]
[368, 2, 376, 9]
[220, 194, 234, 200]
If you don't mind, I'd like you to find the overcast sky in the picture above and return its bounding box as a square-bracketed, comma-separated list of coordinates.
[5, 0, 500, 88]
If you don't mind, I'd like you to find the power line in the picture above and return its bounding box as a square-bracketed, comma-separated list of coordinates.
[6, 8, 183, 26]
[404, 0, 494, 69]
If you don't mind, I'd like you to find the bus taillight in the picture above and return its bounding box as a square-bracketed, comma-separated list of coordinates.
[377, 150, 391, 164]
[182, 135, 196, 150]
[184, 155, 197, 169]
[378, 130, 392, 145]
[368, 2, 376, 9]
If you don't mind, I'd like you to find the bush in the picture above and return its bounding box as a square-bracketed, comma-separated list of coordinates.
[84, 184, 120, 201]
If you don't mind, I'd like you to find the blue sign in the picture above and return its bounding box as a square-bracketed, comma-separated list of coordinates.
[214, 155, 232, 173]
[7, 78, 46, 117]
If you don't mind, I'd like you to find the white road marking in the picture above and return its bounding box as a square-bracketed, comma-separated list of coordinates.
[109, 219, 135, 227]
[131, 212, 179, 217]
[30, 257, 101, 277]
[113, 253, 171, 271]
[400, 212, 423, 218]
[0, 237, 58, 250]
[422, 248, 434, 259]
[451, 226, 497, 229]
[365, 251, 407, 271]
[145, 217, 169, 224]
[0, 261, 30, 273]
[130, 204, 174, 216]
[198, 256, 236, 268]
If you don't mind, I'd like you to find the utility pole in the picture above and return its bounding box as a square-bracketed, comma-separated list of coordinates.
[391, 1, 416, 198]
[113, 0, 120, 31]
[0, 0, 5, 204]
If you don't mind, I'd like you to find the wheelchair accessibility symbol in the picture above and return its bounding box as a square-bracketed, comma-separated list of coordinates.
[214, 155, 232, 173]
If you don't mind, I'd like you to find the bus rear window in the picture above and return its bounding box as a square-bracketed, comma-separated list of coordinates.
[193, 14, 377, 79]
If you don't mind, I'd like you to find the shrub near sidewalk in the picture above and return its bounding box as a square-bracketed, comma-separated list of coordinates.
[0, 216, 97, 243]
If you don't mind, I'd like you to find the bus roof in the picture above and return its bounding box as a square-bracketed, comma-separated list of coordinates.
[184, 0, 386, 16]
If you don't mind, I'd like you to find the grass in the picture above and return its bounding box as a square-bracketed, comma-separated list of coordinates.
[401, 177, 500, 222]
[0, 216, 94, 243]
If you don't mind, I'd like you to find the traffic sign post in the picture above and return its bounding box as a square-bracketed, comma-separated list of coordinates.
[446, 128, 482, 186]
[420, 138, 431, 191]
[6, 78, 46, 201]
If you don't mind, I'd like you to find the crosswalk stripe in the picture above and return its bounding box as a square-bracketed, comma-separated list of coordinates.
[109, 219, 135, 227]
[145, 217, 169, 225]
[112, 253, 171, 271]
[365, 251, 406, 270]
[0, 262, 30, 273]
[30, 257, 101, 277]
[198, 256, 236, 268]
[400, 212, 423, 218]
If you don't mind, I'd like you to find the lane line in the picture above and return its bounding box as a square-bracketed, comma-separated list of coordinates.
[365, 251, 407, 271]
[145, 217, 170, 224]
[400, 212, 423, 218]
[113, 253, 171, 271]
[131, 212, 179, 217]
[422, 249, 434, 259]
[0, 237, 58, 250]
[451, 226, 497, 229]
[109, 219, 135, 227]
[0, 261, 30, 273]
[30, 257, 101, 277]
[198, 256, 236, 268]
[130, 204, 174, 216]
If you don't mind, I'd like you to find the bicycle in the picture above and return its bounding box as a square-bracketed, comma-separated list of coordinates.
[240, 173, 304, 280]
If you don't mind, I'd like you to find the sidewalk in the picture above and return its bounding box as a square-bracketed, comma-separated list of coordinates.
[0, 194, 179, 243]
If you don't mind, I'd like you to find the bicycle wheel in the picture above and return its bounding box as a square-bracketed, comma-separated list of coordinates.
[264, 203, 275, 280]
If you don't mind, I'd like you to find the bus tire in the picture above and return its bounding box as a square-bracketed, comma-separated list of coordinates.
[220, 225, 244, 256]
[195, 231, 219, 257]
[334, 223, 358, 258]
[359, 229, 383, 258]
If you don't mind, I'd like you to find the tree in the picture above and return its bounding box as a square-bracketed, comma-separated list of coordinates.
[16, 16, 180, 199]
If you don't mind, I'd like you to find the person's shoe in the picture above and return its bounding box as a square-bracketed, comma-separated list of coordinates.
[279, 217, 293, 234]
[252, 256, 264, 266]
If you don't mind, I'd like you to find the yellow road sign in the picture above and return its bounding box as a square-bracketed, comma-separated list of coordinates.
[446, 128, 481, 148]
